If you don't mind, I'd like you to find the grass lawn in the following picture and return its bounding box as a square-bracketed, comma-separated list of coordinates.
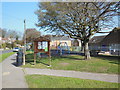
[0, 52, 15, 63]
[22, 53, 119, 74]
[25, 75, 119, 88]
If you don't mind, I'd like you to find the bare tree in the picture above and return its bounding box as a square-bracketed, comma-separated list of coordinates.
[6, 30, 21, 41]
[14, 31, 21, 41]
[0, 28, 7, 38]
[36, 2, 119, 60]
[23, 28, 41, 43]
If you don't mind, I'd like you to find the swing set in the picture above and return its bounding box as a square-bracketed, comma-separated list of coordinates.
[57, 42, 70, 55]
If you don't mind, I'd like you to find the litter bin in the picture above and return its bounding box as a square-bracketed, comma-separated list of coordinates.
[16, 49, 23, 66]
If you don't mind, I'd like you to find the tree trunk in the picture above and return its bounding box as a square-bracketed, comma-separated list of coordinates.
[84, 42, 91, 60]
[80, 41, 84, 53]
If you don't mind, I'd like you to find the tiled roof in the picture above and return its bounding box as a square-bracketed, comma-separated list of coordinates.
[101, 27, 120, 44]
[2, 38, 9, 40]
[34, 36, 50, 42]
[89, 35, 106, 44]
[89, 27, 120, 45]
[51, 35, 71, 41]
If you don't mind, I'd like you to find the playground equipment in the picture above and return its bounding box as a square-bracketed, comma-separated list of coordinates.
[57, 42, 70, 55]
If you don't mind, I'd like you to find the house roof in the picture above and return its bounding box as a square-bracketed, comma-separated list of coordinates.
[2, 38, 9, 41]
[89, 27, 120, 45]
[51, 35, 71, 41]
[101, 27, 120, 44]
[34, 36, 50, 42]
[89, 35, 106, 44]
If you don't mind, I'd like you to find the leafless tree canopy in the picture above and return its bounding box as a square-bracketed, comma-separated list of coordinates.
[24, 28, 41, 43]
[36, 2, 119, 59]
[0, 28, 21, 40]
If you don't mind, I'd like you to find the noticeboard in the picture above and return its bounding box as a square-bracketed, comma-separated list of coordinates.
[33, 36, 51, 65]
[38, 41, 48, 52]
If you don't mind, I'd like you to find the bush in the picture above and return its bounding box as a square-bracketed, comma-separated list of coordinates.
[15, 40, 24, 46]
[2, 43, 6, 49]
[2, 42, 17, 49]
[0, 44, 2, 49]
[6, 43, 12, 49]
[11, 42, 16, 49]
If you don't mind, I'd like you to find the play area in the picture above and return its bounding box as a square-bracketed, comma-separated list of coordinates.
[33, 36, 74, 64]
[24, 36, 84, 67]
[22, 34, 119, 75]
[30, 36, 73, 66]
[22, 36, 119, 74]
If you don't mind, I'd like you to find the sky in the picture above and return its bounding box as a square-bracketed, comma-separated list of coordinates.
[1, 2, 119, 37]
[1, 2, 49, 36]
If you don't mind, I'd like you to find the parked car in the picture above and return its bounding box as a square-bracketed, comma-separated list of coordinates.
[13, 47, 20, 52]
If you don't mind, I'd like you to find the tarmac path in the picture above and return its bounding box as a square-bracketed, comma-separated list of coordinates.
[0, 50, 13, 55]
[2, 54, 28, 88]
[24, 68, 120, 83]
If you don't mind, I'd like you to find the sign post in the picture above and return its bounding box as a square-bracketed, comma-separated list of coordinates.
[23, 19, 26, 65]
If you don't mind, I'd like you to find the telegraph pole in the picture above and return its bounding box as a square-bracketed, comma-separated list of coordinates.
[23, 19, 26, 65]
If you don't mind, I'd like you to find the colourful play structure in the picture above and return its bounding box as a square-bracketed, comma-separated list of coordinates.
[57, 42, 70, 55]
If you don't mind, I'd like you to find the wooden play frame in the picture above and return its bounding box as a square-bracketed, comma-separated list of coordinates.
[33, 36, 51, 66]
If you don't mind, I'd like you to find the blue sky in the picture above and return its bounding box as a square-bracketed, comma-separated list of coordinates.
[1, 2, 45, 35]
[1, 2, 119, 37]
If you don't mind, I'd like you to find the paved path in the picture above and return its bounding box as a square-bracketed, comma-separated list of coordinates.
[0, 50, 13, 54]
[2, 54, 28, 88]
[24, 68, 120, 83]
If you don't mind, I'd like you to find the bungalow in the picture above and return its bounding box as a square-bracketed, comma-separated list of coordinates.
[50, 35, 72, 49]
[50, 35, 82, 52]
[89, 27, 120, 56]
[2, 38, 10, 43]
[101, 27, 120, 55]
[89, 35, 106, 51]
[1, 38, 15, 44]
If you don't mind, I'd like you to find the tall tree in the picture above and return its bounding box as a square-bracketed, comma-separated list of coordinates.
[23, 28, 41, 43]
[0, 28, 7, 38]
[14, 31, 21, 41]
[36, 2, 119, 59]
[6, 30, 21, 40]
[7, 30, 16, 38]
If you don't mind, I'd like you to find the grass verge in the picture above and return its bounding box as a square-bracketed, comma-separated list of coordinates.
[22, 53, 119, 74]
[25, 75, 119, 88]
[0, 52, 15, 62]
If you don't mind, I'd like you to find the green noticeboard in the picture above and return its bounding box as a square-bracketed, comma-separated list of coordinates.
[45, 47, 48, 52]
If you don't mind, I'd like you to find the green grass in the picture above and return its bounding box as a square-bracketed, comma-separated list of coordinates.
[25, 75, 119, 88]
[22, 53, 119, 74]
[0, 52, 15, 62]
[26, 50, 34, 54]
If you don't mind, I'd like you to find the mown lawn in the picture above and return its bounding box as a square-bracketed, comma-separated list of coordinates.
[25, 75, 119, 88]
[22, 53, 119, 74]
[0, 52, 15, 63]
